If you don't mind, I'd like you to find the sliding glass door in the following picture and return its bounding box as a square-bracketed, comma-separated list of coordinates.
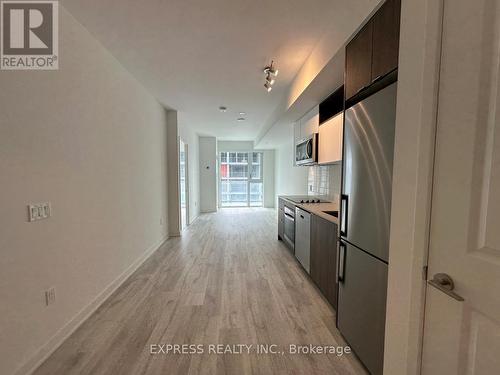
[219, 151, 263, 207]
[249, 152, 263, 206]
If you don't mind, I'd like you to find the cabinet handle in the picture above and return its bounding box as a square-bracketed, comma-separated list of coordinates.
[353, 75, 385, 98]
[355, 85, 368, 96]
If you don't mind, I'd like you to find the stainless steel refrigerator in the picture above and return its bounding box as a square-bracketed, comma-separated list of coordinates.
[338, 82, 397, 375]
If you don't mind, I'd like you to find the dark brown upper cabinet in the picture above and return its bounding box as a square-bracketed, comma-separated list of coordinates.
[345, 0, 401, 101]
[372, 0, 401, 80]
[345, 20, 373, 100]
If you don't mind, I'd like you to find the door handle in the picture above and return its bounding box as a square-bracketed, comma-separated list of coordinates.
[428, 273, 464, 301]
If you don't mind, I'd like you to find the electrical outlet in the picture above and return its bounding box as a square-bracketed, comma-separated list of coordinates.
[45, 287, 56, 306]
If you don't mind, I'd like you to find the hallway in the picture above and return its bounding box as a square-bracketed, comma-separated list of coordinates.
[33, 209, 366, 375]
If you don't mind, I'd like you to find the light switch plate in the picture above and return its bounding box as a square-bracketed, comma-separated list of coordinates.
[28, 202, 51, 221]
[45, 287, 56, 306]
[28, 205, 39, 221]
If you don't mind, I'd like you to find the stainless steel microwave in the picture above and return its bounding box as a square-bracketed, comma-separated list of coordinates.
[295, 133, 318, 165]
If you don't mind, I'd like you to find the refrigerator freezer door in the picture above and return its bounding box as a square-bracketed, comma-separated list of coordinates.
[342, 82, 397, 262]
[337, 242, 388, 375]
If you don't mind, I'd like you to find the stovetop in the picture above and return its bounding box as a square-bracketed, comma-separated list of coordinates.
[281, 195, 331, 204]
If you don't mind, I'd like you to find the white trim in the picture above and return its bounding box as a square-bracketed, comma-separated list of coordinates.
[15, 236, 168, 375]
[384, 0, 444, 374]
[179, 138, 189, 230]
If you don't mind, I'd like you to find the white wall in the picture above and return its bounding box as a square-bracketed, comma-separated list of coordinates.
[178, 124, 200, 223]
[262, 150, 275, 208]
[0, 8, 169, 375]
[218, 140, 253, 152]
[199, 137, 218, 212]
[274, 140, 309, 204]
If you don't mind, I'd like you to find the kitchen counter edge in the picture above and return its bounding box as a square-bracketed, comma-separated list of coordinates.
[278, 196, 339, 225]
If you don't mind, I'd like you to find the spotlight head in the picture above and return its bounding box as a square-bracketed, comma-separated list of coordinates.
[263, 61, 277, 91]
[267, 68, 278, 77]
[263, 60, 278, 76]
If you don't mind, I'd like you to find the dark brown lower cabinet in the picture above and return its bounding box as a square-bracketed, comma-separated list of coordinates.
[310, 214, 338, 309]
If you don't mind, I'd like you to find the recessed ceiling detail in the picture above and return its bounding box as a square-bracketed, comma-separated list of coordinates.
[61, 0, 376, 140]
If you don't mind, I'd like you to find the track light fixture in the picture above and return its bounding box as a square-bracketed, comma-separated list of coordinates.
[263, 60, 278, 92]
[263, 60, 279, 77]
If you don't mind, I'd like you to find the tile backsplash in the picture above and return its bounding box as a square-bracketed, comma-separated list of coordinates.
[307, 164, 342, 203]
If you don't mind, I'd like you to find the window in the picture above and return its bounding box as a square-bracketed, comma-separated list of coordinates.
[219, 151, 263, 207]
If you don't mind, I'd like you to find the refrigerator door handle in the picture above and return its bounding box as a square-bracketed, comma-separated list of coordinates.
[340, 194, 348, 237]
[338, 241, 346, 283]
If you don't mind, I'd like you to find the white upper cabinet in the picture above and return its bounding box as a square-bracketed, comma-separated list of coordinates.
[293, 105, 320, 166]
[299, 105, 319, 141]
[318, 112, 343, 164]
[293, 121, 300, 166]
[293, 121, 301, 146]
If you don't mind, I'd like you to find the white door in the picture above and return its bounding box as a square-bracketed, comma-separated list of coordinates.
[179, 139, 189, 230]
[421, 0, 500, 373]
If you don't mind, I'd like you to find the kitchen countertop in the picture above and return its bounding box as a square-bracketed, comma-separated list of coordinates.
[279, 196, 339, 225]
[297, 202, 340, 225]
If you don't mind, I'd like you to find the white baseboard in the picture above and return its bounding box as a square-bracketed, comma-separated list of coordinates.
[15, 235, 168, 375]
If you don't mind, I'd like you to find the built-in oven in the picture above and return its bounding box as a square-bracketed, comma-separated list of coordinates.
[283, 205, 295, 252]
[295, 133, 318, 165]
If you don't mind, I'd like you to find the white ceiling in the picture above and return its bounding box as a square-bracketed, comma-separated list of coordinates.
[62, 0, 378, 141]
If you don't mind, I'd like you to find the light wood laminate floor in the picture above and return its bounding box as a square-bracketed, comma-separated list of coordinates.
[34, 208, 367, 375]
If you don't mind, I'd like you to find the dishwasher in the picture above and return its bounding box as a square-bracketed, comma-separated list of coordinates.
[294, 207, 311, 273]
